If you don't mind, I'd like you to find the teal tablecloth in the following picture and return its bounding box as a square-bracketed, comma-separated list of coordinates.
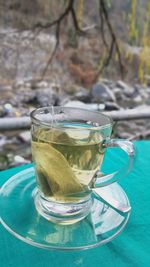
[0, 141, 150, 267]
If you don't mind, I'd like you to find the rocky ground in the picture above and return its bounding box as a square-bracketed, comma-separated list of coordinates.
[0, 29, 150, 170]
[0, 77, 150, 170]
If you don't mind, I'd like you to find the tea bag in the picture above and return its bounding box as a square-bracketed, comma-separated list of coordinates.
[51, 129, 76, 145]
[32, 141, 84, 201]
[35, 128, 76, 145]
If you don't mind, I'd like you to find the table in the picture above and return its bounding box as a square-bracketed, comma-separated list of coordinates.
[0, 141, 150, 267]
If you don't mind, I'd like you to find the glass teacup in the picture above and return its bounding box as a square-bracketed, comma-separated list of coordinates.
[30, 106, 134, 224]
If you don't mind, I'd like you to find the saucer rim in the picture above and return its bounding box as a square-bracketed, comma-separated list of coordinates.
[0, 166, 131, 251]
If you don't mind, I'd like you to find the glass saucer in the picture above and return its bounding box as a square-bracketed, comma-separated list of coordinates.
[0, 167, 131, 251]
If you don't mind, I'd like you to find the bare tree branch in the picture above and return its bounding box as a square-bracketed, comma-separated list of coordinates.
[99, 1, 109, 49]
[99, 0, 124, 76]
[94, 39, 114, 82]
[0, 0, 125, 81]
[41, 23, 60, 78]
[36, 0, 87, 79]
[70, 0, 85, 34]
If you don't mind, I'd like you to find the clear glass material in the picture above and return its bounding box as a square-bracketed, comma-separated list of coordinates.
[0, 167, 131, 251]
[30, 106, 134, 224]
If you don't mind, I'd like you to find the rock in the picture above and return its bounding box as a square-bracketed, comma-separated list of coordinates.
[14, 155, 30, 165]
[74, 87, 91, 103]
[0, 106, 7, 117]
[58, 94, 72, 106]
[113, 84, 143, 108]
[18, 131, 31, 143]
[124, 87, 135, 97]
[0, 29, 56, 82]
[105, 102, 120, 111]
[133, 95, 143, 105]
[36, 88, 58, 106]
[15, 80, 32, 90]
[50, 82, 60, 93]
[64, 100, 88, 109]
[100, 79, 115, 88]
[138, 87, 150, 105]
[64, 84, 82, 95]
[16, 89, 36, 104]
[24, 82, 31, 89]
[146, 87, 150, 104]
[0, 85, 12, 91]
[0, 103, 16, 117]
[116, 80, 135, 97]
[15, 80, 25, 88]
[0, 134, 7, 147]
[31, 81, 60, 92]
[31, 80, 49, 89]
[0, 153, 9, 170]
[116, 80, 128, 89]
[0, 86, 15, 105]
[91, 82, 116, 103]
[113, 87, 123, 100]
[4, 103, 13, 114]
[117, 132, 133, 139]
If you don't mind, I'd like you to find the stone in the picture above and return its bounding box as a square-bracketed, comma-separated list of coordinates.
[146, 87, 150, 104]
[16, 89, 36, 104]
[133, 95, 143, 105]
[4, 103, 13, 114]
[113, 87, 129, 107]
[99, 79, 114, 88]
[0, 85, 12, 91]
[123, 86, 135, 97]
[31, 80, 49, 89]
[18, 131, 31, 143]
[74, 87, 91, 103]
[116, 80, 135, 97]
[0, 29, 56, 83]
[117, 132, 133, 139]
[0, 88, 15, 105]
[0, 134, 7, 147]
[138, 87, 150, 105]
[105, 102, 120, 111]
[113, 87, 123, 100]
[116, 80, 128, 89]
[58, 94, 72, 106]
[0, 106, 6, 117]
[36, 88, 58, 106]
[64, 100, 87, 109]
[50, 82, 60, 93]
[14, 155, 30, 165]
[0, 153, 9, 170]
[15, 80, 25, 88]
[64, 84, 81, 95]
[24, 82, 32, 89]
[91, 82, 116, 103]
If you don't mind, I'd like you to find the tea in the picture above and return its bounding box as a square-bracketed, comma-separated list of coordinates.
[32, 125, 104, 203]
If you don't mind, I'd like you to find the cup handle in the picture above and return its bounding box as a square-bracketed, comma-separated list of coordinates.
[92, 139, 135, 188]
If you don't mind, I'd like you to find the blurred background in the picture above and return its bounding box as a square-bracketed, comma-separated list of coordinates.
[0, 0, 150, 170]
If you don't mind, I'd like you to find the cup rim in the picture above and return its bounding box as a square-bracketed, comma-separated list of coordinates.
[30, 106, 113, 130]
